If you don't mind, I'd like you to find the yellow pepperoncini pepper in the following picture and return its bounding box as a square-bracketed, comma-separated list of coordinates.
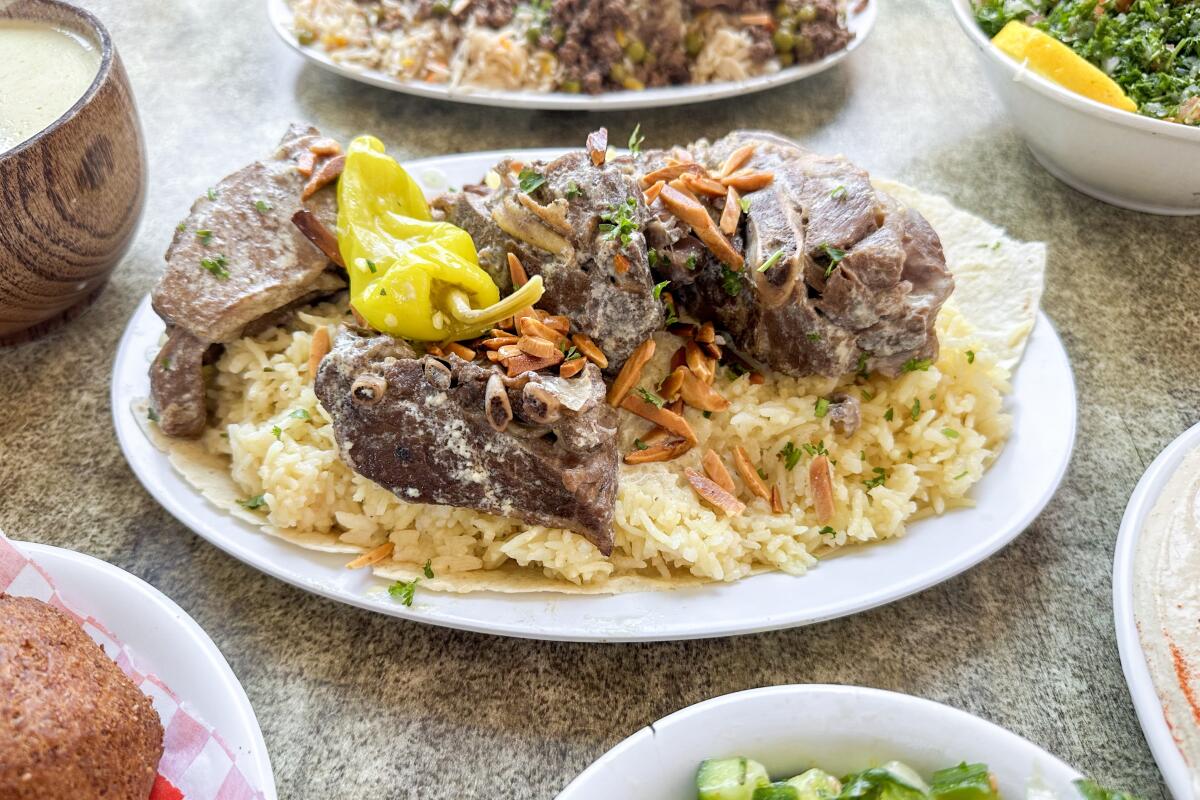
[337, 135, 543, 341]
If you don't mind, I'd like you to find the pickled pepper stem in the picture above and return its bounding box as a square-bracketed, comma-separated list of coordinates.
[444, 275, 545, 329]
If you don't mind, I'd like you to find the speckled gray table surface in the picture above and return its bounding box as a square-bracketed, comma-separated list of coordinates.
[1, 0, 1195, 797]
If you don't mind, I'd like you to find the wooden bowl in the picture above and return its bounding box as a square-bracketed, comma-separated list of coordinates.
[0, 0, 145, 345]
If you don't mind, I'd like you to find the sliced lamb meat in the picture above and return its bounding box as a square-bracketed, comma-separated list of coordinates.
[552, 0, 631, 93]
[433, 144, 662, 371]
[149, 124, 345, 437]
[646, 130, 952, 379]
[314, 330, 619, 553]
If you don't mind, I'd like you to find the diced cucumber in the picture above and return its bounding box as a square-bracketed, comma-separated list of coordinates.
[785, 768, 842, 799]
[929, 763, 999, 800]
[697, 758, 771, 800]
[879, 761, 932, 795]
[752, 782, 801, 800]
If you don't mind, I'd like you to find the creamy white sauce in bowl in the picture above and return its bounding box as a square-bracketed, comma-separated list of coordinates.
[0, 19, 100, 154]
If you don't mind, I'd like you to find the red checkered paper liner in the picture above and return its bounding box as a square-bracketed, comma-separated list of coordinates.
[0, 533, 265, 800]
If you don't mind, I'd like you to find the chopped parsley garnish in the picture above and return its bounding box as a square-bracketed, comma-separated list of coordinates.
[954, 470, 969, 480]
[855, 352, 870, 380]
[147, 407, 160, 423]
[238, 494, 267, 510]
[517, 167, 546, 194]
[801, 440, 828, 457]
[379, 287, 387, 296]
[599, 197, 639, 246]
[206, 187, 218, 201]
[176, 222, 186, 232]
[966, 350, 975, 364]
[565, 180, 582, 199]
[819, 243, 846, 277]
[254, 199, 272, 213]
[634, 438, 649, 450]
[702, 410, 712, 419]
[814, 397, 830, 418]
[757, 247, 786, 273]
[756, 467, 768, 481]
[653, 280, 670, 300]
[830, 185, 848, 201]
[562, 345, 581, 360]
[720, 265, 743, 297]
[647, 249, 659, 268]
[388, 578, 419, 607]
[366, 259, 378, 274]
[910, 398, 921, 420]
[271, 425, 282, 439]
[739, 196, 752, 213]
[423, 559, 435, 579]
[901, 357, 933, 372]
[863, 466, 889, 490]
[778, 442, 802, 471]
[160, 357, 172, 371]
[819, 526, 837, 537]
[200, 254, 230, 279]
[196, 229, 214, 244]
[635, 387, 666, 408]
[663, 294, 679, 326]
[883, 407, 894, 421]
[861, 388, 874, 401]
[685, 254, 698, 271]
[942, 428, 960, 439]
[290, 408, 311, 420]
[806, 333, 821, 341]
[628, 123, 644, 156]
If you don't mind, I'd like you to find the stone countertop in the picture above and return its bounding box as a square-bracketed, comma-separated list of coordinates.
[0, 0, 1191, 796]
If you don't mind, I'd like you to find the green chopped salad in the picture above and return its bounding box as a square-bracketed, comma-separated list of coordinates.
[972, 0, 1200, 124]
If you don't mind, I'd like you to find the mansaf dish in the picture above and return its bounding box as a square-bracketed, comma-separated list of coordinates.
[141, 125, 1044, 595]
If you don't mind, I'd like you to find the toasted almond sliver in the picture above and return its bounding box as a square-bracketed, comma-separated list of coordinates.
[625, 439, 692, 465]
[658, 184, 744, 270]
[486, 350, 504, 362]
[345, 541, 395, 570]
[614, 253, 630, 274]
[700, 340, 722, 360]
[607, 339, 656, 406]
[721, 170, 775, 192]
[696, 321, 716, 344]
[643, 179, 666, 206]
[482, 335, 519, 349]
[667, 178, 702, 203]
[720, 185, 741, 236]
[518, 335, 559, 358]
[809, 454, 835, 523]
[680, 370, 730, 412]
[669, 346, 687, 371]
[733, 445, 771, 501]
[302, 154, 344, 200]
[308, 326, 331, 377]
[686, 468, 746, 517]
[682, 173, 728, 197]
[718, 144, 756, 178]
[426, 344, 446, 357]
[639, 425, 672, 447]
[446, 342, 475, 360]
[309, 138, 343, 156]
[659, 366, 688, 400]
[512, 306, 538, 329]
[297, 150, 317, 177]
[740, 12, 773, 26]
[497, 344, 524, 359]
[620, 394, 697, 444]
[685, 340, 712, 382]
[771, 485, 786, 514]
[586, 128, 608, 166]
[668, 322, 698, 339]
[702, 449, 736, 495]
[505, 352, 561, 377]
[507, 252, 528, 287]
[666, 398, 685, 416]
[640, 162, 702, 188]
[749, 372, 766, 385]
[559, 357, 587, 378]
[572, 333, 609, 370]
[542, 315, 570, 334]
[518, 316, 565, 344]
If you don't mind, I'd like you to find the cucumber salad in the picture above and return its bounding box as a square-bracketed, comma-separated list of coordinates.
[695, 757, 1138, 800]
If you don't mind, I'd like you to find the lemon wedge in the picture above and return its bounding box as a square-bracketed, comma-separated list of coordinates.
[992, 21, 1137, 112]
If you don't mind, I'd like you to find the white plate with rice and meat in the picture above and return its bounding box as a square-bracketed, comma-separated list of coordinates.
[267, 0, 875, 110]
[112, 125, 1074, 641]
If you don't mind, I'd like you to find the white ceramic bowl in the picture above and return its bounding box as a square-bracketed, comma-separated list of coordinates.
[558, 685, 1084, 799]
[950, 0, 1200, 216]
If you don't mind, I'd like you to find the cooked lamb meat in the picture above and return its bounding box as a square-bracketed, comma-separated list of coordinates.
[826, 392, 860, 436]
[433, 143, 662, 371]
[314, 330, 619, 553]
[644, 131, 953, 379]
[149, 124, 345, 437]
[552, 0, 632, 93]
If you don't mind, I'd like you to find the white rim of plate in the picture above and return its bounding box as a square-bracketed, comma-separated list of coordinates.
[558, 684, 1083, 798]
[266, 0, 876, 110]
[18, 541, 277, 799]
[1113, 423, 1200, 800]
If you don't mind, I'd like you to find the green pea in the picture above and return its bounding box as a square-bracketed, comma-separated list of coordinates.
[685, 30, 704, 56]
[774, 1, 791, 17]
[778, 50, 795, 66]
[551, 25, 565, 44]
[794, 34, 813, 58]
[773, 29, 795, 52]
[797, 4, 817, 21]
[625, 38, 647, 63]
[431, 0, 450, 14]
[610, 62, 628, 81]
[561, 79, 582, 93]
[296, 29, 315, 46]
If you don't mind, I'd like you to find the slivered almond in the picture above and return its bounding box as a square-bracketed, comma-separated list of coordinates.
[559, 356, 586, 378]
[308, 326, 331, 377]
[586, 128, 608, 166]
[542, 315, 570, 334]
[668, 322, 697, 339]
[297, 150, 316, 176]
[749, 372, 766, 385]
[666, 398, 684, 415]
[607, 339, 656, 406]
[446, 342, 475, 360]
[302, 154, 344, 200]
[490, 328, 511, 338]
[345, 541, 394, 570]
[686, 468, 746, 517]
[640, 162, 702, 187]
[696, 321, 715, 344]
[507, 252, 528, 287]
[733, 445, 771, 501]
[718, 143, 756, 177]
[572, 333, 609, 369]
[681, 173, 728, 197]
[720, 185, 741, 235]
[486, 350, 504, 362]
[659, 366, 688, 400]
[426, 344, 446, 357]
[658, 184, 744, 270]
[497, 344, 524, 359]
[702, 449, 736, 494]
[309, 138, 342, 156]
[625, 439, 692, 464]
[620, 394, 696, 444]
[638, 425, 672, 446]
[614, 253, 630, 274]
[518, 316, 565, 344]
[721, 170, 774, 192]
[512, 306, 537, 329]
[699, 340, 722, 360]
[704, 357, 718, 385]
[482, 335, 519, 349]
[669, 346, 687, 371]
[770, 485, 785, 514]
[680, 370, 729, 412]
[643, 179, 666, 206]
[505, 352, 561, 376]
[518, 335, 558, 358]
[685, 340, 712, 382]
[667, 178, 702, 203]
[809, 455, 835, 523]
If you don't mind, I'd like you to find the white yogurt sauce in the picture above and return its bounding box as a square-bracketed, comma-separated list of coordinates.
[0, 20, 100, 153]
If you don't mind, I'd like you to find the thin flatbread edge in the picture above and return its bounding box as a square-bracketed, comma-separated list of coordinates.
[135, 181, 1047, 595]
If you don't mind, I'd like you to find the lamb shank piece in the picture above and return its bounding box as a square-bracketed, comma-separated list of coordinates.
[314, 330, 620, 553]
[149, 124, 345, 437]
[644, 130, 953, 378]
[433, 134, 662, 372]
